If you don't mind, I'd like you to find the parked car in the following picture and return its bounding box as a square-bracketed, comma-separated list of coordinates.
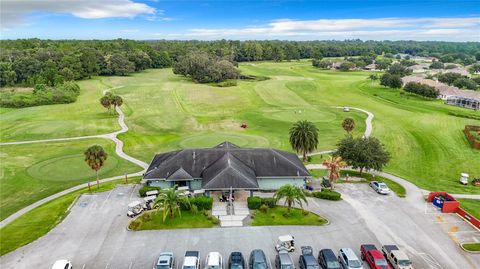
[369, 181, 390, 195]
[360, 245, 390, 269]
[250, 249, 269, 269]
[51, 260, 73, 269]
[275, 249, 295, 269]
[205, 252, 223, 269]
[299, 246, 320, 269]
[229, 252, 245, 269]
[183, 251, 201, 269]
[318, 249, 341, 269]
[337, 248, 363, 269]
[155, 252, 175, 269]
[381, 245, 412, 269]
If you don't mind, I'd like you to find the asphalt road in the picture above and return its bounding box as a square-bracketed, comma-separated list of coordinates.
[1, 184, 478, 269]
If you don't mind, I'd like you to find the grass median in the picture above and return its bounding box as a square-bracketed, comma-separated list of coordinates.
[252, 206, 328, 226]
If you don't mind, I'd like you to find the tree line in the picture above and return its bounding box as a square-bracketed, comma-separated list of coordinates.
[1, 39, 479, 87]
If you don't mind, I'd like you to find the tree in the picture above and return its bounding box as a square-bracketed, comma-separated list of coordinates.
[403, 82, 439, 98]
[338, 61, 355, 71]
[368, 74, 378, 85]
[273, 184, 308, 213]
[173, 51, 239, 83]
[386, 63, 411, 77]
[336, 136, 390, 175]
[0, 62, 17, 86]
[429, 61, 444, 69]
[84, 145, 108, 190]
[468, 63, 480, 74]
[111, 95, 123, 112]
[342, 118, 356, 134]
[380, 73, 402, 89]
[323, 156, 346, 189]
[375, 58, 392, 70]
[437, 72, 463, 85]
[453, 78, 477, 90]
[154, 186, 191, 222]
[289, 120, 319, 161]
[100, 94, 112, 113]
[105, 54, 135, 76]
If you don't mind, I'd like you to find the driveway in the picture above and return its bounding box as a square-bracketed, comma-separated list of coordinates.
[1, 184, 478, 269]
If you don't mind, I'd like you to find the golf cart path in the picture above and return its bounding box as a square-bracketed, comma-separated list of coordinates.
[0, 87, 148, 228]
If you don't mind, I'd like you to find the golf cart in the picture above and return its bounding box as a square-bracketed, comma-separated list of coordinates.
[321, 176, 331, 189]
[127, 201, 143, 218]
[275, 235, 295, 252]
[143, 195, 157, 210]
[460, 173, 469, 185]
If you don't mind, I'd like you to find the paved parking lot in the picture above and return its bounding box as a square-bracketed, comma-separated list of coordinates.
[1, 184, 478, 269]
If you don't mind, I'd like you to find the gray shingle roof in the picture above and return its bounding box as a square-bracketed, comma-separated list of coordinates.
[144, 142, 310, 189]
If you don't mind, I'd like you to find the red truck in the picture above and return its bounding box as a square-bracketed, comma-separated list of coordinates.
[360, 244, 391, 269]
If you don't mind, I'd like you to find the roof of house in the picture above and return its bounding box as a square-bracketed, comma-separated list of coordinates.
[144, 142, 310, 189]
[402, 75, 479, 101]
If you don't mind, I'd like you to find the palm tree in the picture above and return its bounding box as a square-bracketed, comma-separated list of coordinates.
[111, 95, 123, 113]
[100, 95, 112, 114]
[154, 186, 191, 222]
[289, 120, 319, 161]
[323, 156, 347, 189]
[342, 118, 356, 134]
[273, 184, 308, 213]
[84, 145, 108, 190]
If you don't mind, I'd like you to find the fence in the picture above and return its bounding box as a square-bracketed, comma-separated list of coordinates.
[464, 125, 480, 149]
[428, 192, 480, 230]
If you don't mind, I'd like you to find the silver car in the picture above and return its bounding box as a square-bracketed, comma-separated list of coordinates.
[338, 248, 363, 269]
[370, 181, 390, 195]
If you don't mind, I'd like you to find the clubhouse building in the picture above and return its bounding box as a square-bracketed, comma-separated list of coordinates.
[143, 142, 311, 192]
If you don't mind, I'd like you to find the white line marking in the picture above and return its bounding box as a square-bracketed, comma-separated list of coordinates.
[101, 190, 114, 208]
[128, 261, 133, 269]
[81, 264, 86, 269]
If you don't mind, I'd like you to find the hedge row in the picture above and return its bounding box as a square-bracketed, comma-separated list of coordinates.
[311, 189, 342, 201]
[247, 196, 277, 209]
[180, 196, 214, 211]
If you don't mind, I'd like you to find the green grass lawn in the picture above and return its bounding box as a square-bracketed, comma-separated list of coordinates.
[457, 198, 480, 219]
[462, 243, 480, 252]
[0, 139, 140, 220]
[0, 177, 141, 256]
[1, 60, 479, 225]
[252, 206, 328, 226]
[129, 210, 217, 230]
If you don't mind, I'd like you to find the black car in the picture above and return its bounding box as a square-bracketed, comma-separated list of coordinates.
[299, 246, 320, 269]
[229, 252, 245, 269]
[317, 249, 340, 269]
[249, 249, 269, 269]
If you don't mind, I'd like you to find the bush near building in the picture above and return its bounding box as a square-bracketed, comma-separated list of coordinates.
[247, 196, 278, 209]
[311, 189, 342, 201]
[403, 82, 439, 98]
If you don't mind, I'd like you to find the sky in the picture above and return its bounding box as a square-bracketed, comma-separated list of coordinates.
[1, 0, 479, 41]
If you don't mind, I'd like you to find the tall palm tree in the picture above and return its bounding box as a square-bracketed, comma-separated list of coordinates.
[111, 95, 123, 113]
[323, 156, 347, 189]
[342, 118, 356, 134]
[289, 120, 319, 161]
[100, 95, 112, 113]
[273, 184, 308, 213]
[84, 145, 108, 190]
[154, 186, 191, 222]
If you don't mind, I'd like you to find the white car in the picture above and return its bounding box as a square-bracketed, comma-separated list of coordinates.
[51, 260, 73, 269]
[338, 248, 363, 269]
[205, 252, 223, 269]
[370, 181, 390, 195]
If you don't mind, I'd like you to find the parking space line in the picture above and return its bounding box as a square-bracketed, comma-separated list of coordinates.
[101, 190, 114, 209]
[81, 264, 85, 269]
[267, 255, 273, 269]
[418, 253, 443, 269]
[105, 263, 109, 269]
[128, 261, 133, 269]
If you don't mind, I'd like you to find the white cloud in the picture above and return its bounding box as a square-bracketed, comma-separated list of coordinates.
[1, 0, 156, 28]
[158, 17, 480, 41]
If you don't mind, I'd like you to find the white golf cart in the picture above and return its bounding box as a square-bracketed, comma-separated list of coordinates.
[460, 173, 469, 185]
[275, 235, 295, 252]
[143, 195, 157, 210]
[127, 201, 143, 218]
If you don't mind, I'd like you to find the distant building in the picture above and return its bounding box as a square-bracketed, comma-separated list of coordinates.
[364, 63, 376, 70]
[408, 63, 430, 73]
[402, 75, 480, 110]
[143, 142, 311, 192]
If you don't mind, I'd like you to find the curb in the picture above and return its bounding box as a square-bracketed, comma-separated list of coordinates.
[459, 242, 480, 254]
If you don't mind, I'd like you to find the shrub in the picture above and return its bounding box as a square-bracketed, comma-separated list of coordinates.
[190, 204, 198, 215]
[247, 196, 262, 209]
[215, 80, 237, 87]
[129, 219, 142, 230]
[202, 210, 209, 217]
[190, 196, 213, 210]
[138, 185, 161, 197]
[282, 211, 291, 218]
[302, 210, 310, 216]
[141, 212, 152, 222]
[211, 216, 220, 225]
[312, 189, 342, 201]
[380, 73, 402, 89]
[262, 197, 276, 208]
[259, 204, 269, 213]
